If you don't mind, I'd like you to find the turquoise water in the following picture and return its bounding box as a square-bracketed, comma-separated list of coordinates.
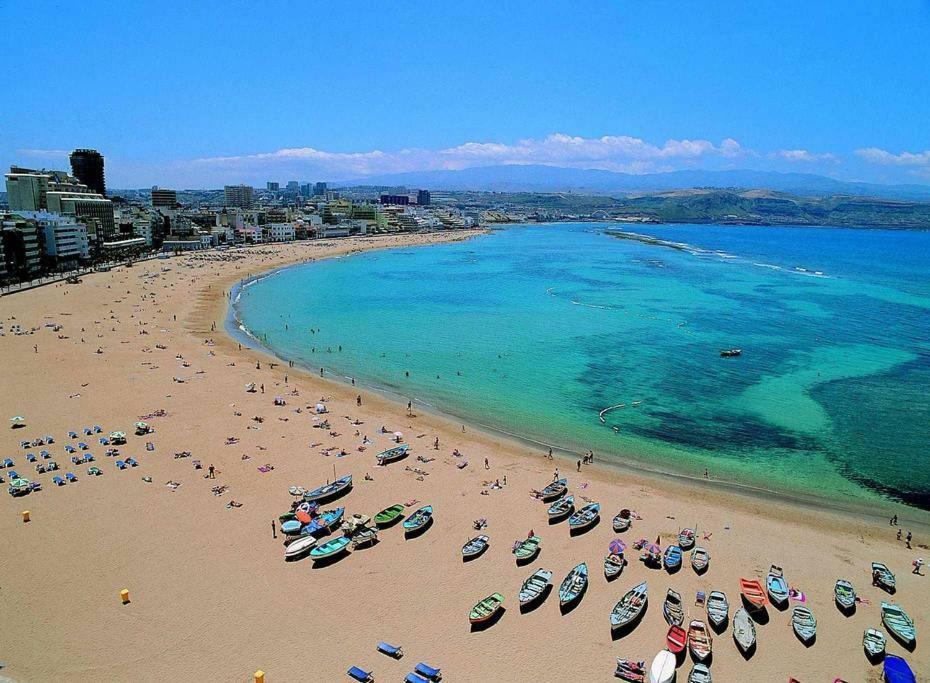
[234, 224, 930, 510]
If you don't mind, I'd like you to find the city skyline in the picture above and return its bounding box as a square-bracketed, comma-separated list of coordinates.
[3, 1, 930, 187]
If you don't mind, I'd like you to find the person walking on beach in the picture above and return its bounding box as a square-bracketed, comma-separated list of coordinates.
[271, 519, 276, 539]
[914, 558, 924, 575]
[548, 447, 553, 460]
[892, 514, 898, 525]
[356, 395, 362, 407]
[577, 459, 582, 472]
[484, 457, 490, 470]
[260, 383, 264, 394]
[897, 529, 902, 541]
[906, 531, 913, 549]
[208, 464, 215, 479]
[407, 401, 412, 415]
[434, 437, 439, 450]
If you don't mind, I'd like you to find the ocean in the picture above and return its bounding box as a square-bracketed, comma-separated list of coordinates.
[232, 223, 930, 512]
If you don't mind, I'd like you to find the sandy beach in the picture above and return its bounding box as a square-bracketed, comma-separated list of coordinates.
[0, 231, 926, 683]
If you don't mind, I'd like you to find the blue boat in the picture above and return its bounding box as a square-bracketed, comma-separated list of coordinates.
[663, 545, 682, 571]
[303, 475, 352, 503]
[402, 505, 433, 533]
[884, 654, 916, 683]
[377, 444, 409, 465]
[301, 507, 345, 535]
[766, 564, 789, 605]
[281, 519, 303, 536]
[310, 535, 351, 560]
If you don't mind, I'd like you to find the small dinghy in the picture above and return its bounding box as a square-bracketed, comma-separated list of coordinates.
[834, 579, 856, 613]
[547, 494, 574, 520]
[283, 534, 317, 559]
[687, 620, 712, 662]
[882, 601, 916, 647]
[666, 624, 687, 655]
[513, 535, 542, 563]
[351, 528, 378, 548]
[884, 655, 917, 683]
[374, 503, 405, 527]
[462, 535, 489, 559]
[518, 568, 552, 606]
[691, 547, 710, 573]
[302, 507, 344, 535]
[281, 519, 303, 537]
[539, 478, 567, 502]
[376, 444, 409, 465]
[610, 581, 648, 631]
[863, 627, 886, 658]
[469, 592, 504, 624]
[677, 527, 696, 549]
[663, 545, 682, 571]
[688, 664, 712, 683]
[559, 562, 588, 606]
[614, 658, 646, 682]
[732, 607, 756, 653]
[303, 475, 353, 502]
[568, 502, 600, 532]
[766, 564, 789, 605]
[706, 591, 729, 629]
[309, 534, 351, 560]
[872, 562, 896, 592]
[604, 553, 626, 579]
[663, 588, 684, 626]
[648, 649, 676, 683]
[740, 578, 767, 610]
[402, 505, 433, 534]
[792, 606, 817, 643]
[613, 508, 632, 532]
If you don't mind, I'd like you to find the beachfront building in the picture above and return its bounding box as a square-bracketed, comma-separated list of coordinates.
[46, 192, 116, 242]
[69, 149, 106, 196]
[0, 213, 43, 280]
[265, 223, 296, 242]
[16, 211, 90, 266]
[5, 167, 96, 212]
[224, 185, 254, 209]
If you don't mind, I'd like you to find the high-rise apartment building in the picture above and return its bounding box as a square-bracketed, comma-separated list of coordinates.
[286, 180, 299, 191]
[313, 182, 327, 196]
[267, 182, 280, 192]
[417, 189, 431, 206]
[69, 149, 106, 196]
[224, 185, 254, 209]
[5, 167, 94, 211]
[151, 188, 178, 207]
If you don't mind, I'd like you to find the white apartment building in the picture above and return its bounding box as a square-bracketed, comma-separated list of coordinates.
[266, 222, 295, 242]
[17, 210, 90, 263]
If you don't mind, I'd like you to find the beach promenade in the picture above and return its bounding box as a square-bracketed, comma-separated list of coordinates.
[0, 232, 926, 682]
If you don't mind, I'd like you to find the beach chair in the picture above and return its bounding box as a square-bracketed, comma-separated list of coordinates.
[47, 461, 59, 471]
[126, 458, 138, 467]
[26, 453, 36, 462]
[20, 440, 30, 449]
[83, 428, 92, 435]
[78, 442, 88, 450]
[83, 453, 95, 463]
[376, 642, 403, 658]
[87, 466, 102, 476]
[414, 663, 441, 680]
[93, 426, 102, 433]
[71, 455, 82, 465]
[53, 475, 65, 486]
[68, 431, 78, 439]
[65, 444, 76, 453]
[99, 437, 109, 445]
[346, 666, 373, 682]
[35, 463, 46, 474]
[45, 436, 54, 444]
[66, 472, 77, 483]
[40, 450, 50, 459]
[116, 460, 126, 470]
[404, 674, 429, 683]
[8, 470, 18, 479]
[2, 458, 13, 468]
[30, 482, 41, 491]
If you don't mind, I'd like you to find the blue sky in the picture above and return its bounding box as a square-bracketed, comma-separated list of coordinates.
[3, 0, 930, 188]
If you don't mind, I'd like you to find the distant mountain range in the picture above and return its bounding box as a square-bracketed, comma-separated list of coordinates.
[338, 165, 930, 200]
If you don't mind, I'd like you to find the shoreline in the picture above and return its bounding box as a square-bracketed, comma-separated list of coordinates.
[223, 235, 930, 532]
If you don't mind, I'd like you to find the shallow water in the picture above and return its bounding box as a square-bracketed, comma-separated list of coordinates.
[234, 223, 930, 510]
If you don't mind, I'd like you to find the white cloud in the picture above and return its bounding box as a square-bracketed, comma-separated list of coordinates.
[770, 149, 837, 163]
[855, 147, 930, 166]
[16, 148, 71, 159]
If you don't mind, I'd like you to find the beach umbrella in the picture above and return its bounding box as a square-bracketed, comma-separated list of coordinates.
[10, 416, 24, 422]
[134, 421, 148, 430]
[609, 539, 626, 555]
[110, 431, 126, 439]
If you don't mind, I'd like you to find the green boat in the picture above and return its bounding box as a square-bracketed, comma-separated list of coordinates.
[309, 535, 351, 560]
[882, 601, 916, 646]
[469, 592, 504, 624]
[374, 503, 405, 527]
[513, 535, 541, 563]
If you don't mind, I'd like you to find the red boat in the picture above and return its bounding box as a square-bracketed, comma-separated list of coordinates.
[666, 624, 687, 654]
[740, 578, 768, 609]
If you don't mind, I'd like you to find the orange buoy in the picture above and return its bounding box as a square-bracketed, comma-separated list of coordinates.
[254, 671, 265, 683]
[120, 589, 130, 604]
[22, 510, 30, 523]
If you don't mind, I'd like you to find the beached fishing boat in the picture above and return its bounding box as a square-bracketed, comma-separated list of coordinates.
[872, 562, 896, 592]
[610, 581, 648, 630]
[739, 578, 768, 609]
[604, 553, 626, 579]
[513, 535, 542, 563]
[688, 664, 712, 683]
[648, 649, 676, 683]
[666, 624, 687, 654]
[792, 606, 817, 642]
[766, 564, 789, 605]
[614, 658, 646, 682]
[663, 545, 682, 571]
[539, 477, 567, 502]
[691, 547, 710, 573]
[351, 528, 378, 548]
[663, 588, 684, 626]
[281, 519, 303, 536]
[613, 508, 632, 532]
[303, 475, 352, 502]
[884, 655, 917, 683]
[732, 607, 756, 652]
[706, 591, 729, 629]
[863, 627, 886, 658]
[302, 507, 345, 535]
[283, 534, 317, 559]
[402, 505, 433, 533]
[462, 535, 489, 559]
[882, 602, 916, 646]
[547, 494, 574, 520]
[678, 527, 696, 549]
[309, 535, 351, 560]
[687, 620, 712, 662]
[469, 592, 504, 624]
[376, 444, 409, 465]
[568, 502, 600, 531]
[374, 503, 405, 527]
[518, 568, 552, 606]
[834, 579, 856, 612]
[559, 562, 588, 606]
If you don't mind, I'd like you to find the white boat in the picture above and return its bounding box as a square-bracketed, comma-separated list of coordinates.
[648, 649, 676, 683]
[283, 535, 317, 559]
[519, 568, 553, 606]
